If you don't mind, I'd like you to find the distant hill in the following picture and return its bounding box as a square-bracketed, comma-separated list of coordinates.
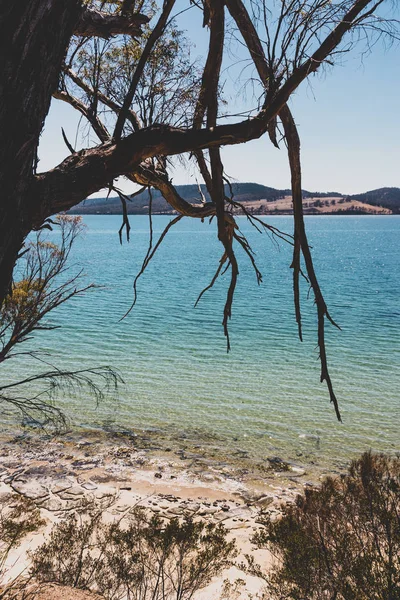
[68, 183, 400, 215]
[350, 188, 400, 213]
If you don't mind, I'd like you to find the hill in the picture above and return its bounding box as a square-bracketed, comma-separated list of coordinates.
[350, 188, 400, 213]
[68, 183, 400, 215]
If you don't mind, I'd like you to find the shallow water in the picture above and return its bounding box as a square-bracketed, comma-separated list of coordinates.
[1, 215, 399, 474]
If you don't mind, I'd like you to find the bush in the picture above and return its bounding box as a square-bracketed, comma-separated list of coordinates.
[0, 494, 45, 599]
[31, 508, 236, 600]
[249, 452, 400, 600]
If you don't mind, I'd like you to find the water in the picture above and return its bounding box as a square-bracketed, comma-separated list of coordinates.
[1, 215, 399, 473]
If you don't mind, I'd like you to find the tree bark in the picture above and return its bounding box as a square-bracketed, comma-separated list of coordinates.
[0, 0, 83, 303]
[0, 0, 376, 307]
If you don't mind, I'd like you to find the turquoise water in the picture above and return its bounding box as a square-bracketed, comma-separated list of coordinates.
[1, 215, 399, 472]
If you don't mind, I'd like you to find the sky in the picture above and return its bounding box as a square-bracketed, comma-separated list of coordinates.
[38, 3, 400, 196]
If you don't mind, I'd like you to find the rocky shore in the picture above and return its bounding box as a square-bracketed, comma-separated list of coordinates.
[0, 430, 329, 598]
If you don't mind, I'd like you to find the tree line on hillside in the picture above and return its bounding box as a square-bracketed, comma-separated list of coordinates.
[68, 185, 400, 215]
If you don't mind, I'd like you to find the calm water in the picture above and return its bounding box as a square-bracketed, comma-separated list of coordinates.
[1, 215, 399, 472]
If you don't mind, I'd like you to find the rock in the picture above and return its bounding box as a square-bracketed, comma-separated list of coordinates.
[10, 480, 48, 500]
[81, 481, 98, 491]
[95, 491, 114, 500]
[198, 507, 218, 516]
[71, 459, 98, 470]
[221, 504, 230, 512]
[184, 503, 200, 513]
[213, 514, 231, 523]
[267, 457, 290, 471]
[40, 497, 65, 512]
[200, 474, 216, 482]
[51, 480, 73, 494]
[4, 468, 25, 484]
[168, 507, 184, 516]
[255, 496, 274, 508]
[289, 466, 306, 477]
[64, 485, 85, 496]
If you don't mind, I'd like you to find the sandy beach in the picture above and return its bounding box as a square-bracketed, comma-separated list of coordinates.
[0, 429, 321, 599]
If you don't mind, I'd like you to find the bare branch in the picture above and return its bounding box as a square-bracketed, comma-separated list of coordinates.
[121, 215, 183, 319]
[280, 105, 342, 421]
[113, 0, 176, 140]
[63, 66, 142, 132]
[53, 89, 109, 142]
[75, 8, 149, 39]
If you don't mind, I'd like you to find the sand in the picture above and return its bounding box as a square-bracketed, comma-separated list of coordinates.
[0, 432, 316, 599]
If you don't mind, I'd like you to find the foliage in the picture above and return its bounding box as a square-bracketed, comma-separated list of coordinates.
[31, 508, 236, 600]
[0, 215, 87, 362]
[0, 494, 45, 599]
[247, 452, 400, 600]
[0, 215, 121, 431]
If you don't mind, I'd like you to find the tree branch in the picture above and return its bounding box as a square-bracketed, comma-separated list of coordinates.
[280, 104, 342, 422]
[63, 66, 141, 131]
[53, 89, 109, 142]
[74, 8, 149, 39]
[113, 0, 176, 140]
[36, 0, 375, 223]
[132, 164, 216, 218]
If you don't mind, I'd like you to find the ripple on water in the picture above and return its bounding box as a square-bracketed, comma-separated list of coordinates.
[1, 215, 399, 475]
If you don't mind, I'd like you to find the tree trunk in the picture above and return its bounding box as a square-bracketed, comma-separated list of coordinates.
[0, 0, 82, 304]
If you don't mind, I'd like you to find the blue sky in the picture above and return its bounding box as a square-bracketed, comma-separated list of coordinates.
[38, 4, 400, 195]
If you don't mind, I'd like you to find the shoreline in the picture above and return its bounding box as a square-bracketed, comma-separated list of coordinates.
[0, 428, 392, 598]
[0, 425, 345, 495]
[0, 429, 324, 598]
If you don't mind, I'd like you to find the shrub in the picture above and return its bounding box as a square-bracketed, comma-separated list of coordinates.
[248, 452, 400, 600]
[31, 509, 236, 600]
[0, 494, 45, 599]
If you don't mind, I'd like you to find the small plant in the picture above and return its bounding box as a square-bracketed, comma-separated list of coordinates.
[0, 493, 45, 599]
[247, 452, 400, 600]
[31, 508, 236, 600]
[0, 215, 121, 431]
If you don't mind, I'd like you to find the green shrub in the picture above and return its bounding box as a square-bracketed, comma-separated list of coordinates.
[248, 452, 400, 600]
[31, 509, 236, 600]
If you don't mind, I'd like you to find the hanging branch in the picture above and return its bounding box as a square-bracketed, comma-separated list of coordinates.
[194, 252, 228, 308]
[142, 187, 154, 268]
[115, 189, 132, 243]
[203, 1, 239, 352]
[121, 214, 183, 320]
[280, 105, 342, 422]
[225, 0, 342, 419]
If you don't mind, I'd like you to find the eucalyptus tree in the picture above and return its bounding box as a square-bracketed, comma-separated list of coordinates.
[1, 0, 396, 418]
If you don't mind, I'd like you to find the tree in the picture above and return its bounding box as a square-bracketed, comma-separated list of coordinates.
[246, 452, 400, 599]
[0, 215, 120, 430]
[0, 0, 396, 418]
